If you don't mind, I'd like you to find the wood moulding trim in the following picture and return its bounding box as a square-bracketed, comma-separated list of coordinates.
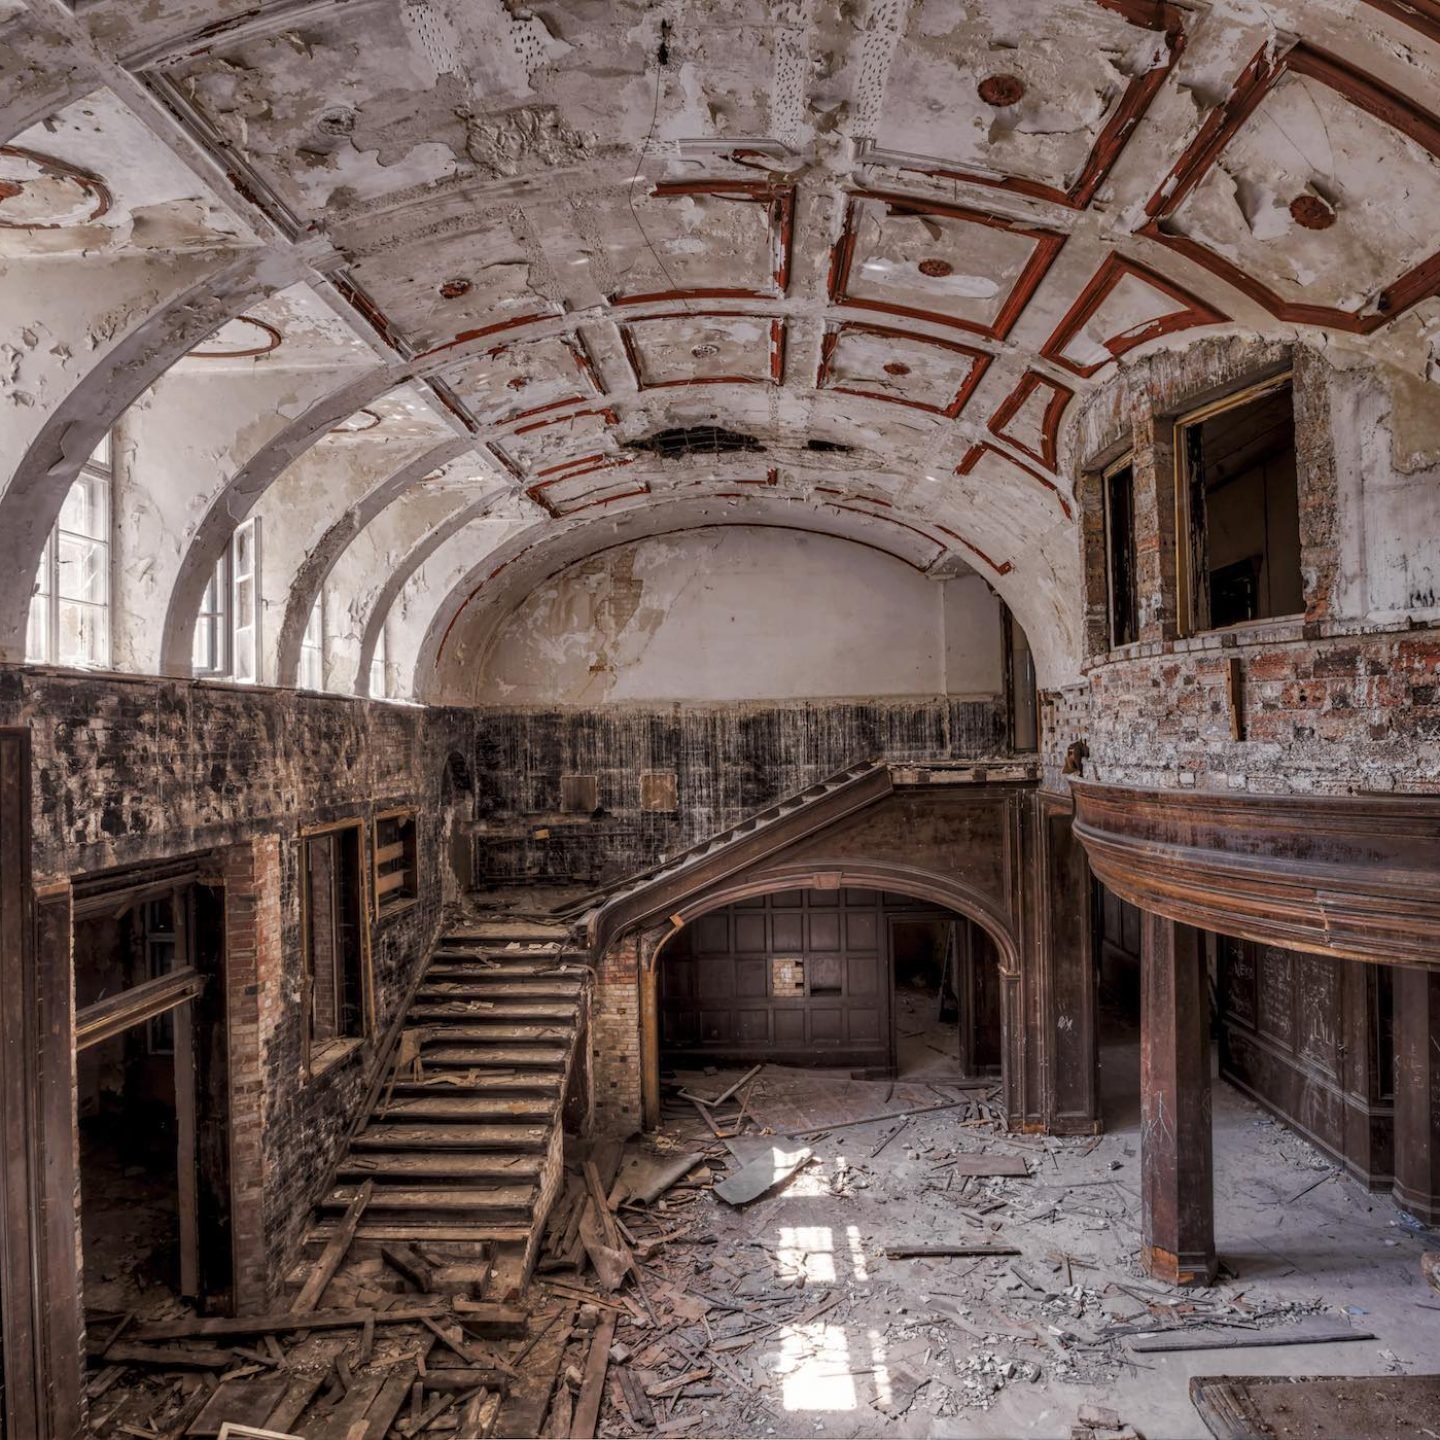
[1071, 781, 1440, 966]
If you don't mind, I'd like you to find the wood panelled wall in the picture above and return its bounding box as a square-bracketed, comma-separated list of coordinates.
[1218, 938, 1395, 1187]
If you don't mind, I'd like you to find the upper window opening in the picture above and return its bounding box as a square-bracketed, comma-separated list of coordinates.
[370, 623, 389, 699]
[1005, 611, 1037, 753]
[27, 433, 112, 669]
[231, 517, 262, 684]
[1177, 375, 1302, 634]
[1103, 454, 1138, 649]
[374, 809, 419, 917]
[302, 822, 369, 1065]
[192, 551, 230, 677]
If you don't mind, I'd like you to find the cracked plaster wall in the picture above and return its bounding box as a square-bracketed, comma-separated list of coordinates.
[474, 526, 1004, 706]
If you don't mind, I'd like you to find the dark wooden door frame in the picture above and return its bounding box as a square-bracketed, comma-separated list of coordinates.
[886, 910, 964, 1075]
[0, 728, 84, 1440]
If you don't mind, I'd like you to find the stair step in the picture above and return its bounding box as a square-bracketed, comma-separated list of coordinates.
[392, 1072, 561, 1095]
[417, 981, 582, 1001]
[377, 1095, 555, 1122]
[419, 1023, 574, 1044]
[443, 922, 572, 941]
[420, 1045, 569, 1069]
[409, 1002, 577, 1022]
[337, 1152, 543, 1182]
[424, 962, 573, 980]
[309, 1220, 532, 1244]
[353, 1124, 549, 1152]
[322, 1184, 536, 1217]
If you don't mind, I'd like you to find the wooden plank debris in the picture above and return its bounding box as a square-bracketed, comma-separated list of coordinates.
[569, 1310, 617, 1438]
[884, 1244, 1021, 1259]
[1128, 1321, 1374, 1353]
[131, 1304, 448, 1342]
[290, 1180, 373, 1314]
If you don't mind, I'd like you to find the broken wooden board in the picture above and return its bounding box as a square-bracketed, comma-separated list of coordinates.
[1130, 1320, 1374, 1353]
[1190, 1373, 1440, 1440]
[933, 1153, 1030, 1177]
[872, 1365, 928, 1417]
[187, 1374, 292, 1436]
[131, 1303, 447, 1342]
[714, 1147, 811, 1206]
[885, 1245, 1021, 1259]
[569, 1310, 617, 1439]
[494, 1306, 573, 1439]
[291, 1179, 372, 1314]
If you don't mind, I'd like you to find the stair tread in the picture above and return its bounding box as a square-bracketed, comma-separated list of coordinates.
[323, 1184, 536, 1212]
[309, 1221, 532, 1243]
[393, 1073, 561, 1093]
[378, 1096, 556, 1120]
[419, 981, 582, 996]
[337, 1153, 543, 1179]
[409, 1004, 577, 1021]
[420, 1045, 569, 1067]
[353, 1124, 549, 1150]
[417, 1024, 574, 1042]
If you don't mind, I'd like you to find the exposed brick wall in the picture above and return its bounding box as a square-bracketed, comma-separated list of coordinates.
[591, 934, 643, 1137]
[1057, 335, 1440, 798]
[473, 697, 1008, 886]
[1, 666, 477, 1300]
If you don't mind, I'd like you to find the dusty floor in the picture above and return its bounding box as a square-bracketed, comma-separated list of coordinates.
[548, 1035, 1438, 1440]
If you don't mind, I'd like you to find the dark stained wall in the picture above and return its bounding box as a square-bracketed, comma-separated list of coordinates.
[1218, 937, 1394, 1188]
[0, 665, 474, 1299]
[472, 697, 1008, 888]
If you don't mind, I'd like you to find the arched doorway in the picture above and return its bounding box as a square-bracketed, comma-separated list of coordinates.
[642, 870, 1019, 1114]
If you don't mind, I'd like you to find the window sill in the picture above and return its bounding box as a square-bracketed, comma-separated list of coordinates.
[377, 896, 420, 924]
[307, 1036, 364, 1080]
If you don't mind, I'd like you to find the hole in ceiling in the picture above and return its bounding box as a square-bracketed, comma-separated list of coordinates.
[629, 426, 766, 457]
[1289, 194, 1336, 230]
[439, 278, 472, 299]
[918, 258, 954, 278]
[805, 438, 855, 454]
[883, 362, 911, 376]
[977, 74, 1025, 107]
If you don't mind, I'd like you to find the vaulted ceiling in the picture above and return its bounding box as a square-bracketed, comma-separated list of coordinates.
[3, 0, 1439, 698]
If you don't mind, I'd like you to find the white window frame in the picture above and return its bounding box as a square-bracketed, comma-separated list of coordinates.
[192, 549, 232, 677]
[27, 433, 113, 668]
[299, 592, 326, 691]
[231, 516, 262, 684]
[369, 622, 388, 699]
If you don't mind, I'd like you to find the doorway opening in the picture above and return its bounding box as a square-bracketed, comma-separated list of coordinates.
[657, 886, 1004, 1082]
[889, 904, 1002, 1079]
[302, 821, 371, 1070]
[73, 874, 231, 1323]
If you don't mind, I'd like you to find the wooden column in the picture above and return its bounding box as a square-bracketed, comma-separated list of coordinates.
[1140, 911, 1216, 1286]
[1393, 965, 1440, 1226]
[0, 728, 84, 1440]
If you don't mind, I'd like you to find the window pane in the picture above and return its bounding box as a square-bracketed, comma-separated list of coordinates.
[88, 431, 112, 469]
[234, 523, 255, 579]
[234, 628, 255, 683]
[25, 595, 47, 664]
[57, 534, 108, 605]
[56, 600, 108, 667]
[59, 473, 108, 540]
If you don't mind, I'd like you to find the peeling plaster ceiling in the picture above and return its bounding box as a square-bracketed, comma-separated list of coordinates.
[5, 0, 1440, 698]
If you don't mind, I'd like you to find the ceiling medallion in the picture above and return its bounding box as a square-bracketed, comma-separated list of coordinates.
[977, 74, 1026, 107]
[691, 343, 721, 358]
[439, 278, 472, 299]
[918, 257, 954, 278]
[1289, 194, 1337, 231]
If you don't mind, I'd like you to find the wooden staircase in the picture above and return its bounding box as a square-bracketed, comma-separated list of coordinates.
[304, 918, 589, 1292]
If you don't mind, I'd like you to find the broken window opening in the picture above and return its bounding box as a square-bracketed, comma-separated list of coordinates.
[1176, 374, 1303, 634]
[560, 773, 599, 814]
[302, 822, 371, 1067]
[374, 807, 419, 918]
[1103, 453, 1139, 649]
[1004, 610, 1038, 753]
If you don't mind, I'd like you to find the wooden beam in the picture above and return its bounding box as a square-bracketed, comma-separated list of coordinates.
[74, 967, 204, 1051]
[569, 1311, 617, 1439]
[290, 1180, 373, 1314]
